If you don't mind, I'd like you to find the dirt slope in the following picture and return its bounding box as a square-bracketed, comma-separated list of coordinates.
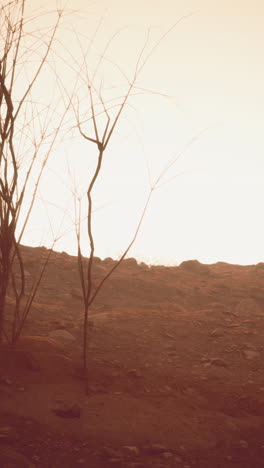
[1, 246, 264, 467]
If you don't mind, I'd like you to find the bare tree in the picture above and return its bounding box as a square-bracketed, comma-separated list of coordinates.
[0, 0, 68, 344]
[71, 24, 190, 393]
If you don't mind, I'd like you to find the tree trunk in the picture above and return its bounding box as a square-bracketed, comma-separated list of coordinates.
[0, 278, 8, 344]
[83, 306, 89, 394]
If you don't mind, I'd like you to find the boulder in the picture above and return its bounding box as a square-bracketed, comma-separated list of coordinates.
[122, 257, 138, 268]
[178, 260, 210, 275]
[103, 257, 116, 265]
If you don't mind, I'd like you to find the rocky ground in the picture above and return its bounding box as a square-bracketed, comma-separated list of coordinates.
[1, 245, 264, 467]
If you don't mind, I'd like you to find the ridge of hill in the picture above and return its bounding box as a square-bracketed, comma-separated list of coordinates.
[14, 244, 264, 314]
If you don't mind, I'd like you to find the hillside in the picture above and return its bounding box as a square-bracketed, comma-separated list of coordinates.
[1, 245, 264, 467]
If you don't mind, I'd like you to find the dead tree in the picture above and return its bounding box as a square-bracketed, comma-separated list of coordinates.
[0, 0, 67, 343]
[72, 25, 187, 393]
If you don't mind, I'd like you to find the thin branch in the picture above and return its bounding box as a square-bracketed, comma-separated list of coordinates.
[14, 11, 62, 121]
[88, 189, 153, 306]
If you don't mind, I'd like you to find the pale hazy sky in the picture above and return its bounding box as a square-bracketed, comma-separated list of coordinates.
[21, 0, 264, 265]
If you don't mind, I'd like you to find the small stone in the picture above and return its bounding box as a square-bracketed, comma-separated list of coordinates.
[243, 349, 260, 360]
[49, 329, 75, 342]
[163, 385, 172, 392]
[210, 358, 228, 367]
[101, 447, 121, 458]
[203, 362, 211, 367]
[1, 377, 13, 385]
[243, 343, 257, 350]
[25, 420, 33, 425]
[201, 356, 208, 362]
[127, 369, 142, 379]
[23, 352, 40, 371]
[162, 451, 173, 459]
[142, 444, 168, 455]
[239, 440, 249, 448]
[0, 426, 18, 442]
[122, 446, 139, 455]
[163, 333, 175, 339]
[210, 328, 224, 338]
[52, 400, 81, 418]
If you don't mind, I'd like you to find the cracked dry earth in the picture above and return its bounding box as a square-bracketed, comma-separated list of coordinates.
[1, 246, 264, 467]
